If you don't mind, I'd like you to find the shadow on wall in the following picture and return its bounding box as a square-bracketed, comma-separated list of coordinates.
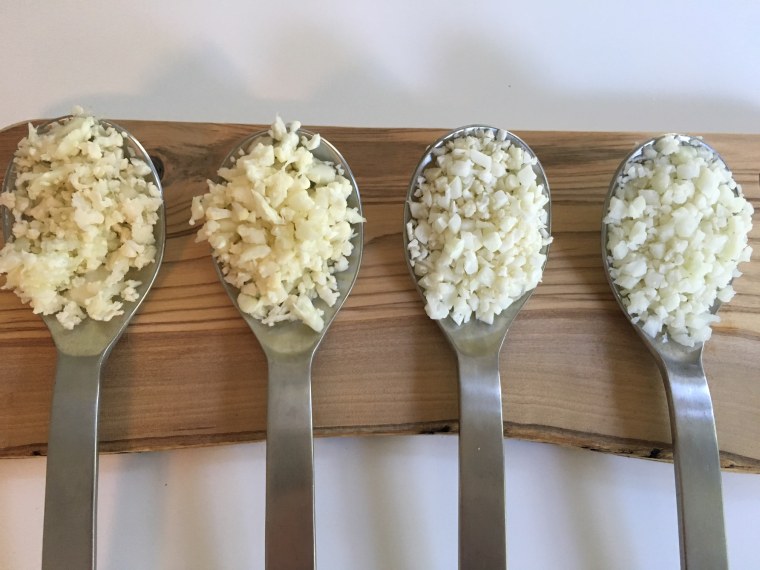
[42, 31, 760, 132]
[99, 445, 265, 570]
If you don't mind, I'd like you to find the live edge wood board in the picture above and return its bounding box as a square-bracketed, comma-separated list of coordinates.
[1, 121, 758, 472]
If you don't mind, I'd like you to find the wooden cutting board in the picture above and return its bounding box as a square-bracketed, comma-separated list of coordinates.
[1, 121, 758, 472]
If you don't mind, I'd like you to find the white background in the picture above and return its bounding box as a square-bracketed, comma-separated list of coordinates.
[1, 2, 759, 569]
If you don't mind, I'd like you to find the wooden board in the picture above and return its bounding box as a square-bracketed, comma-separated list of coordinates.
[1, 121, 758, 472]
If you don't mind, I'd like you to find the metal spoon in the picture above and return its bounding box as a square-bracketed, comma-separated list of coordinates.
[1, 117, 165, 570]
[211, 128, 363, 570]
[403, 125, 551, 570]
[601, 134, 729, 570]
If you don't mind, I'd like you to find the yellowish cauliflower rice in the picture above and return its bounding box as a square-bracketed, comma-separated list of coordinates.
[0, 112, 162, 329]
[190, 117, 363, 332]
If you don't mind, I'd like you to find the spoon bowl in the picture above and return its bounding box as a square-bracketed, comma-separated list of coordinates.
[404, 127, 551, 351]
[214, 128, 363, 356]
[211, 127, 363, 570]
[601, 133, 729, 570]
[1, 115, 165, 570]
[403, 125, 551, 570]
[601, 134, 732, 352]
[2, 118, 165, 353]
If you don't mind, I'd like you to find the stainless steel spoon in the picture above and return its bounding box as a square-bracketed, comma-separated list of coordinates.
[601, 134, 729, 570]
[1, 117, 165, 570]
[403, 125, 551, 570]
[211, 128, 363, 570]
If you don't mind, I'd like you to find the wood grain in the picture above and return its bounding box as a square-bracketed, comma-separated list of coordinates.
[1, 121, 758, 471]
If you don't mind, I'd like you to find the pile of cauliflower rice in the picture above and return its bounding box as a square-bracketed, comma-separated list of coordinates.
[605, 135, 754, 346]
[189, 117, 363, 332]
[0, 112, 162, 329]
[406, 128, 551, 325]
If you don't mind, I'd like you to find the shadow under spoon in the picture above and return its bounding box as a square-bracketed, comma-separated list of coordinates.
[403, 125, 551, 570]
[211, 129, 363, 570]
[1, 117, 166, 570]
[601, 134, 729, 570]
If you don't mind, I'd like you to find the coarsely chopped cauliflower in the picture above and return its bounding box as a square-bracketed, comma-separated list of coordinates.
[189, 117, 364, 332]
[406, 128, 552, 325]
[605, 135, 754, 347]
[0, 111, 162, 329]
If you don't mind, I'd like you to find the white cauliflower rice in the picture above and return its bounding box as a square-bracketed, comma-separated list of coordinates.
[406, 128, 552, 325]
[0, 112, 162, 329]
[189, 117, 363, 332]
[604, 135, 754, 346]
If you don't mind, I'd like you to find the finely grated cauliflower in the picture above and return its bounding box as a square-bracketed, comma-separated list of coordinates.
[0, 111, 162, 329]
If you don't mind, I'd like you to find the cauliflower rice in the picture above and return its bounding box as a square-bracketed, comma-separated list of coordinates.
[189, 117, 363, 332]
[406, 128, 551, 325]
[604, 135, 754, 346]
[0, 112, 162, 329]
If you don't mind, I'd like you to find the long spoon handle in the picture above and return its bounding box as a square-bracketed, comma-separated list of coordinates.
[457, 352, 507, 570]
[42, 352, 104, 570]
[265, 354, 316, 570]
[662, 358, 728, 570]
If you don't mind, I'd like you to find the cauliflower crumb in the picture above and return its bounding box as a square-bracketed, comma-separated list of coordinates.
[0, 112, 162, 329]
[406, 127, 552, 325]
[604, 135, 754, 347]
[189, 117, 364, 332]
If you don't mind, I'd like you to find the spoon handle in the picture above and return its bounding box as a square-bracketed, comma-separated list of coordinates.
[265, 353, 316, 570]
[661, 358, 728, 570]
[41, 352, 104, 570]
[457, 351, 507, 570]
